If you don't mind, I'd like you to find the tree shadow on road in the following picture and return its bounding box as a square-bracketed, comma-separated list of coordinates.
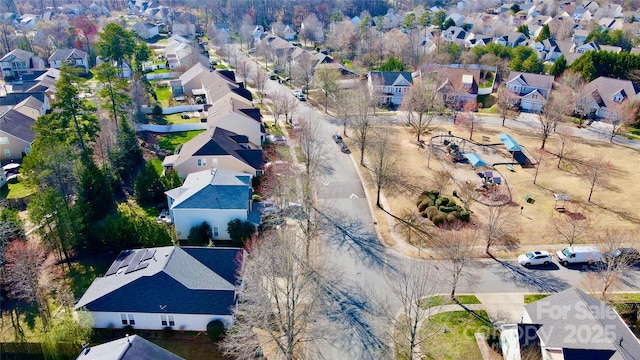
[318, 208, 393, 271]
[488, 257, 571, 293]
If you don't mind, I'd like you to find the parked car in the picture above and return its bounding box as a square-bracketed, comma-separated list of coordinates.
[181, 114, 190, 119]
[556, 246, 602, 266]
[332, 134, 343, 143]
[518, 251, 552, 267]
[269, 73, 277, 80]
[156, 210, 172, 224]
[265, 134, 287, 145]
[602, 248, 640, 264]
[340, 142, 350, 153]
[248, 48, 256, 54]
[292, 89, 301, 96]
[295, 93, 306, 101]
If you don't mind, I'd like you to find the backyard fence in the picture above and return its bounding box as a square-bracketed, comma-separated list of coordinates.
[145, 72, 181, 80]
[135, 123, 208, 133]
[0, 342, 80, 360]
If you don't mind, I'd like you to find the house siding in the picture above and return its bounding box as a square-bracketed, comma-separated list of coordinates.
[79, 310, 235, 331]
[172, 208, 247, 239]
[175, 155, 257, 179]
[0, 132, 31, 160]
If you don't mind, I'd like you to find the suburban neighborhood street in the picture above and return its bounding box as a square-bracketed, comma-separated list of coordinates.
[236, 49, 640, 358]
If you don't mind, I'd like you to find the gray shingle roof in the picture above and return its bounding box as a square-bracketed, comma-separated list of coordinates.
[74, 246, 244, 315]
[0, 48, 34, 62]
[0, 92, 46, 107]
[0, 109, 36, 142]
[583, 77, 638, 110]
[77, 335, 184, 360]
[166, 168, 251, 210]
[187, 127, 263, 170]
[506, 71, 554, 91]
[48, 48, 87, 62]
[368, 71, 414, 86]
[525, 288, 640, 359]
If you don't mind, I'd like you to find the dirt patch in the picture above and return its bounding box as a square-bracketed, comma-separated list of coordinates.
[359, 121, 640, 255]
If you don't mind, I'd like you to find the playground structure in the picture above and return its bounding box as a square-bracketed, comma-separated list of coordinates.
[430, 133, 535, 206]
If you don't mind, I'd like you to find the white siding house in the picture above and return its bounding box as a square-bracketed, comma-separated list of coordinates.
[165, 168, 256, 240]
[367, 71, 414, 107]
[74, 246, 245, 331]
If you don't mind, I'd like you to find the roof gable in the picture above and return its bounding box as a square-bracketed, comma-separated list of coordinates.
[77, 335, 184, 360]
[0, 109, 36, 142]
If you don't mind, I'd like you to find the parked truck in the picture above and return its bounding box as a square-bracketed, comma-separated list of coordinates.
[556, 246, 602, 266]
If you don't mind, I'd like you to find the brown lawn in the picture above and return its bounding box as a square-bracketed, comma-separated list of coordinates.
[354, 120, 640, 257]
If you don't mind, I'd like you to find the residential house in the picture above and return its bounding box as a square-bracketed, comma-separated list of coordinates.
[578, 76, 639, 120]
[282, 25, 296, 41]
[599, 17, 624, 31]
[252, 25, 264, 44]
[74, 246, 245, 330]
[573, 1, 598, 22]
[12, 96, 45, 118]
[165, 168, 258, 240]
[131, 22, 159, 40]
[367, 71, 414, 107]
[421, 65, 480, 109]
[533, 38, 564, 62]
[446, 13, 466, 27]
[466, 34, 493, 47]
[442, 26, 468, 45]
[172, 23, 196, 38]
[501, 288, 640, 359]
[162, 127, 263, 179]
[164, 40, 208, 71]
[572, 29, 590, 46]
[505, 71, 554, 112]
[0, 49, 45, 80]
[63, 3, 84, 15]
[594, 4, 623, 19]
[48, 48, 89, 74]
[95, 57, 132, 78]
[77, 335, 184, 360]
[494, 31, 527, 47]
[212, 23, 231, 44]
[19, 15, 37, 30]
[0, 109, 36, 160]
[0, 91, 50, 116]
[573, 42, 622, 54]
[173, 63, 250, 105]
[207, 94, 264, 146]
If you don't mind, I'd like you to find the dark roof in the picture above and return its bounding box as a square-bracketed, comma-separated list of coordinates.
[175, 183, 250, 210]
[231, 87, 253, 101]
[77, 335, 184, 360]
[238, 108, 261, 122]
[216, 69, 236, 82]
[193, 128, 262, 170]
[368, 71, 414, 86]
[0, 109, 36, 142]
[48, 48, 87, 62]
[0, 92, 46, 106]
[525, 288, 640, 359]
[75, 246, 244, 315]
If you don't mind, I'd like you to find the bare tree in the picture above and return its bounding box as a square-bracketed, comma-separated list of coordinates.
[401, 77, 444, 142]
[437, 226, 479, 300]
[395, 208, 431, 252]
[291, 55, 315, 94]
[483, 203, 516, 254]
[591, 228, 638, 299]
[496, 86, 516, 126]
[380, 262, 441, 360]
[430, 170, 452, 196]
[535, 92, 568, 149]
[555, 126, 574, 169]
[313, 67, 342, 113]
[579, 156, 613, 203]
[549, 206, 593, 246]
[558, 71, 588, 127]
[275, 90, 299, 125]
[349, 83, 378, 166]
[236, 60, 251, 87]
[300, 13, 324, 46]
[531, 148, 548, 185]
[251, 69, 268, 104]
[239, 15, 255, 51]
[606, 100, 638, 142]
[458, 100, 480, 140]
[223, 228, 329, 360]
[368, 127, 400, 208]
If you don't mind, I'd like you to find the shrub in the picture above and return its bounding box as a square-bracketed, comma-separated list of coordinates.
[432, 211, 448, 225]
[162, 326, 174, 338]
[448, 200, 457, 207]
[435, 197, 450, 207]
[416, 194, 427, 206]
[418, 200, 431, 212]
[420, 190, 429, 196]
[420, 211, 430, 218]
[439, 205, 458, 213]
[207, 320, 226, 341]
[122, 325, 135, 334]
[446, 213, 458, 222]
[427, 190, 440, 200]
[448, 211, 459, 219]
[188, 222, 212, 245]
[425, 206, 439, 219]
[152, 102, 163, 116]
[459, 210, 470, 222]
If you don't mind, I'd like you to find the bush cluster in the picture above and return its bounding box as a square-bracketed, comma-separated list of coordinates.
[416, 190, 470, 226]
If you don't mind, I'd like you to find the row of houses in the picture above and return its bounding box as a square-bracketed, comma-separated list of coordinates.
[1, 47, 89, 80]
[368, 65, 638, 118]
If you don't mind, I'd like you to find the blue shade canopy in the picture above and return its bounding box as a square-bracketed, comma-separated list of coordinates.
[498, 133, 522, 151]
[463, 153, 487, 167]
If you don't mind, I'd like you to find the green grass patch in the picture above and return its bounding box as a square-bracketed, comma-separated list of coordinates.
[150, 113, 201, 125]
[0, 300, 45, 342]
[147, 68, 171, 74]
[422, 310, 495, 360]
[609, 293, 640, 303]
[155, 87, 171, 107]
[0, 179, 37, 199]
[420, 295, 481, 309]
[157, 130, 205, 153]
[68, 253, 114, 298]
[149, 158, 164, 175]
[524, 294, 551, 304]
[478, 94, 497, 109]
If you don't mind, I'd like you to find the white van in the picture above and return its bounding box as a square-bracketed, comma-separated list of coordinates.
[556, 246, 602, 266]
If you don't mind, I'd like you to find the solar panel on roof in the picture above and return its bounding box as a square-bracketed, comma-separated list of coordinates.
[124, 250, 146, 274]
[142, 249, 156, 261]
[135, 262, 150, 272]
[105, 250, 136, 276]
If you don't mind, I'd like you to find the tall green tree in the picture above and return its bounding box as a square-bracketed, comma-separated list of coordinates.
[34, 65, 99, 153]
[111, 119, 143, 183]
[95, 23, 136, 69]
[379, 56, 404, 71]
[76, 157, 115, 225]
[516, 24, 530, 38]
[432, 10, 447, 29]
[134, 162, 166, 205]
[550, 55, 567, 77]
[95, 62, 132, 129]
[536, 24, 551, 42]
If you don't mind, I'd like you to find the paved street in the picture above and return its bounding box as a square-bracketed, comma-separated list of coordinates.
[236, 48, 640, 359]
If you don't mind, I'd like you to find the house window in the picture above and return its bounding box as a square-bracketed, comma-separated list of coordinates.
[197, 158, 207, 167]
[4, 149, 10, 157]
[24, 148, 30, 154]
[121, 314, 128, 325]
[213, 227, 219, 237]
[161, 315, 175, 326]
[0, 137, 8, 144]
